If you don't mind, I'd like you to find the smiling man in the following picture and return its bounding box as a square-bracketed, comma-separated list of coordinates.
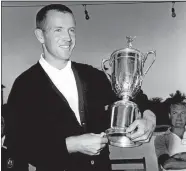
[7, 4, 156, 171]
[35, 8, 76, 69]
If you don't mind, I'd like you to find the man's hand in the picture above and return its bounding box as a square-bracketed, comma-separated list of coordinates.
[66, 132, 108, 155]
[126, 110, 156, 142]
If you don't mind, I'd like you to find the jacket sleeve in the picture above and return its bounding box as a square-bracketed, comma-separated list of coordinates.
[99, 70, 118, 105]
[7, 77, 70, 171]
[133, 90, 149, 114]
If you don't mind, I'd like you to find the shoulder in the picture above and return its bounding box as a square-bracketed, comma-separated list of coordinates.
[155, 134, 166, 142]
[155, 131, 171, 144]
[7, 63, 40, 103]
[14, 63, 39, 83]
[12, 63, 40, 89]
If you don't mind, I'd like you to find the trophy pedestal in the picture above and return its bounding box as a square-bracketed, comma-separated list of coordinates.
[106, 100, 142, 148]
[106, 128, 142, 148]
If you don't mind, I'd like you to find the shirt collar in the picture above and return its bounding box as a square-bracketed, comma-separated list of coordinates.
[168, 126, 186, 140]
[39, 54, 72, 74]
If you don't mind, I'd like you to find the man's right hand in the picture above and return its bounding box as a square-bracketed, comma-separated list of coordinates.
[66, 132, 108, 155]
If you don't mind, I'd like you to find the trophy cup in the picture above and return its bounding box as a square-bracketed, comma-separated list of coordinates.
[102, 36, 156, 147]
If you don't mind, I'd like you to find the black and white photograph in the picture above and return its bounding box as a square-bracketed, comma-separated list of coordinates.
[1, 1, 186, 171]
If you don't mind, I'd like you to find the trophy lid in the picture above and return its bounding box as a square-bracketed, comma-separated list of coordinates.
[110, 36, 142, 64]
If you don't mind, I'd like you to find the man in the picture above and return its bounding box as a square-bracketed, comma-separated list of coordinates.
[155, 91, 186, 171]
[7, 4, 156, 171]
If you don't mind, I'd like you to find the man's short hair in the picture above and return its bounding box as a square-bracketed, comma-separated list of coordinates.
[36, 4, 73, 30]
[165, 90, 186, 113]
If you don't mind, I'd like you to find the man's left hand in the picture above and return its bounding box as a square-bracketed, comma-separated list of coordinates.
[126, 110, 156, 143]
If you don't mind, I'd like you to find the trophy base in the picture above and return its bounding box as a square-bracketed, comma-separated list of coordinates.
[106, 128, 142, 148]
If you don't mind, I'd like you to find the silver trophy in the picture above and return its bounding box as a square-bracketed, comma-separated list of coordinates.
[102, 36, 156, 147]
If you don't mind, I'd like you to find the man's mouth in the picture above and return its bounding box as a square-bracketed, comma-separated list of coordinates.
[59, 45, 70, 49]
[176, 122, 183, 124]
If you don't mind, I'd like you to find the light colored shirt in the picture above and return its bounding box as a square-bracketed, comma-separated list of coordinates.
[1, 135, 7, 149]
[166, 130, 186, 156]
[143, 110, 156, 127]
[39, 55, 81, 124]
[155, 128, 186, 171]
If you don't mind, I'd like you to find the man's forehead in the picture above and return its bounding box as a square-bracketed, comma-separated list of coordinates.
[46, 10, 74, 20]
[43, 10, 75, 30]
[171, 104, 186, 111]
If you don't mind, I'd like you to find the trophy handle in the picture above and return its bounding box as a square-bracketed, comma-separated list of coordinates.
[143, 50, 156, 76]
[101, 59, 111, 82]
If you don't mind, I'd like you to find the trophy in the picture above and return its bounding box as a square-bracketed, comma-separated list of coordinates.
[102, 36, 156, 147]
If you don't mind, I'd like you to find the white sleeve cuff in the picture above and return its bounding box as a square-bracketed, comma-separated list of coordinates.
[143, 109, 156, 126]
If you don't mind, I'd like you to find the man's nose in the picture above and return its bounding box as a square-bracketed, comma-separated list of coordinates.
[61, 31, 71, 41]
[177, 113, 182, 119]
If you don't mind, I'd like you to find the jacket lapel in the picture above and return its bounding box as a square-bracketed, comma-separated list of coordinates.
[36, 62, 70, 106]
[72, 62, 88, 131]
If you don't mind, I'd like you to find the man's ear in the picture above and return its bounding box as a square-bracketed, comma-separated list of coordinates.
[34, 28, 45, 44]
[168, 113, 171, 119]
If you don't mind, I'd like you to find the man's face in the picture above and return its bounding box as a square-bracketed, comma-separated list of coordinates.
[170, 104, 186, 128]
[41, 10, 76, 62]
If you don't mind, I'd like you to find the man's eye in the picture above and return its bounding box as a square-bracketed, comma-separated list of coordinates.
[55, 29, 62, 32]
[70, 28, 75, 33]
[181, 112, 186, 115]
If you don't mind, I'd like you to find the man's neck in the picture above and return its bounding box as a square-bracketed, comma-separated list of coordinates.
[43, 55, 70, 70]
[172, 127, 185, 139]
[49, 59, 69, 70]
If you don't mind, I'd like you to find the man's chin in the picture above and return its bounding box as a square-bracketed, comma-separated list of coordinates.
[58, 54, 71, 61]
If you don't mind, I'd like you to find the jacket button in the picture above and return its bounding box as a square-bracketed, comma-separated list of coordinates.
[82, 122, 85, 126]
[7, 158, 14, 168]
[91, 160, 94, 165]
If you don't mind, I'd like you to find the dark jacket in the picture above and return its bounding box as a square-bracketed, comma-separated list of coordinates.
[7, 61, 148, 171]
